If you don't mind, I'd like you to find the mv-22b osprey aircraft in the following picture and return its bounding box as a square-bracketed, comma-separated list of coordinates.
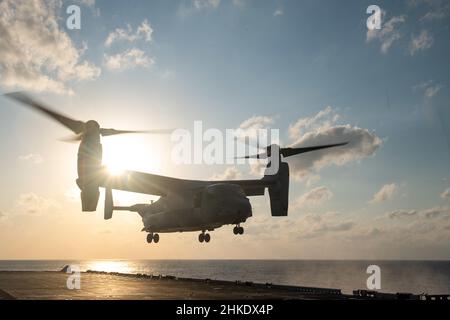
[5, 93, 347, 244]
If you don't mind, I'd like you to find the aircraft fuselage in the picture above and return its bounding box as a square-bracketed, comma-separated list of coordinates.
[141, 184, 252, 233]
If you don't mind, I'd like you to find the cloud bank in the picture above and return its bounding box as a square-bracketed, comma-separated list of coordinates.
[0, 0, 100, 94]
[287, 107, 382, 180]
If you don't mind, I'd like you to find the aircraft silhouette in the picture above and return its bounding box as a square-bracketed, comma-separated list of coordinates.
[5, 92, 347, 244]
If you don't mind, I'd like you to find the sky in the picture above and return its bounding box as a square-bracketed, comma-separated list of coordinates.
[0, 0, 449, 260]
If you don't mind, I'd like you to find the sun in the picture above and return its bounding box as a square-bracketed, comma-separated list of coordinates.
[101, 135, 164, 204]
[106, 163, 126, 176]
[102, 136, 162, 174]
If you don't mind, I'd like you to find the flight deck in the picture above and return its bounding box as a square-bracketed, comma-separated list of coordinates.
[1, 270, 446, 300]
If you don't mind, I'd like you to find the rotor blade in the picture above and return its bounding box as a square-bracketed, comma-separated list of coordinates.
[280, 142, 348, 157]
[235, 142, 348, 159]
[235, 153, 268, 159]
[100, 128, 175, 137]
[59, 133, 84, 142]
[4, 92, 85, 134]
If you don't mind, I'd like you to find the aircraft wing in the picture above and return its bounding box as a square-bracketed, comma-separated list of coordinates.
[205, 179, 269, 196]
[100, 170, 202, 196]
[99, 169, 271, 197]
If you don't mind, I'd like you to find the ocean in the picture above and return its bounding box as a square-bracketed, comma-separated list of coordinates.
[0, 260, 449, 294]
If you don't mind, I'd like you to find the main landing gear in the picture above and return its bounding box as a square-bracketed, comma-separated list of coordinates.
[146, 233, 159, 244]
[233, 225, 244, 235]
[198, 231, 211, 243]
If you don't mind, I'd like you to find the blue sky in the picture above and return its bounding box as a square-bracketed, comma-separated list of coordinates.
[0, 0, 449, 259]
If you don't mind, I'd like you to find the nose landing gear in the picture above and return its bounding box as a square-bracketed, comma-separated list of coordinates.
[146, 233, 160, 244]
[233, 225, 244, 235]
[198, 231, 211, 243]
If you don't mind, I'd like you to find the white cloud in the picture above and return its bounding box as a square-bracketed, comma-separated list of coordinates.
[239, 115, 275, 131]
[0, 0, 100, 95]
[409, 30, 433, 55]
[289, 106, 338, 139]
[424, 84, 442, 98]
[235, 115, 277, 176]
[366, 14, 406, 54]
[274, 8, 284, 16]
[305, 174, 321, 187]
[421, 10, 447, 21]
[79, 0, 96, 7]
[314, 221, 355, 233]
[104, 48, 154, 71]
[388, 205, 450, 220]
[294, 213, 356, 239]
[287, 107, 382, 180]
[210, 167, 242, 180]
[349, 227, 384, 240]
[177, 0, 221, 18]
[247, 201, 450, 257]
[413, 80, 442, 99]
[387, 209, 417, 219]
[237, 115, 277, 143]
[370, 183, 398, 204]
[293, 186, 333, 208]
[441, 187, 450, 199]
[18, 153, 44, 164]
[76, 0, 100, 17]
[412, 0, 450, 21]
[421, 206, 449, 219]
[237, 108, 380, 180]
[104, 20, 153, 47]
[193, 0, 221, 9]
[17, 193, 59, 215]
[248, 161, 266, 177]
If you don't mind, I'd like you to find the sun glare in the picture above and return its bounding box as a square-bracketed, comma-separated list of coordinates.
[101, 136, 164, 204]
[87, 261, 131, 274]
[106, 164, 125, 176]
[102, 136, 163, 174]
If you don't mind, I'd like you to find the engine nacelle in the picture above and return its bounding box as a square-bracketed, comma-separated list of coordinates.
[267, 161, 289, 216]
[80, 186, 100, 212]
[77, 130, 103, 212]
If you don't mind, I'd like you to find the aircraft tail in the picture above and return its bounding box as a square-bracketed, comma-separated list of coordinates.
[104, 187, 147, 219]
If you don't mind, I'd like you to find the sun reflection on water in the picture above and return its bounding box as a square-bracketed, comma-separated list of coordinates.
[86, 260, 132, 273]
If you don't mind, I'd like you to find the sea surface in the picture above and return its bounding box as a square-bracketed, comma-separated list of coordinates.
[0, 260, 449, 294]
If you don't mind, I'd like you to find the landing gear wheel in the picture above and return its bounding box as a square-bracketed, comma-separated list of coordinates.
[146, 233, 153, 243]
[233, 225, 244, 235]
[153, 233, 160, 243]
[198, 233, 204, 243]
[204, 233, 211, 243]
